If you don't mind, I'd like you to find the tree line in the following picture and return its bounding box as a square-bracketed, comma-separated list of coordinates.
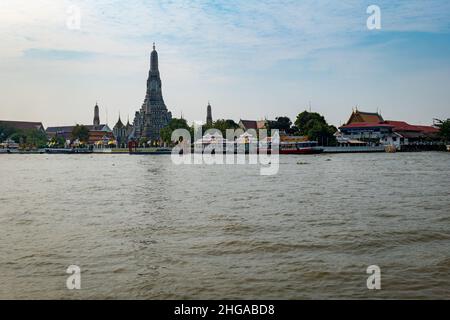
[0, 123, 91, 148]
[435, 119, 450, 142]
[0, 124, 48, 148]
[2, 114, 448, 149]
[159, 111, 339, 146]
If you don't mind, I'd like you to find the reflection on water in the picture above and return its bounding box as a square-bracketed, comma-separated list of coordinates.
[0, 152, 449, 299]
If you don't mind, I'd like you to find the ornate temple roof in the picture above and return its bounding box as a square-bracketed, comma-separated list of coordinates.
[346, 110, 384, 125]
[114, 116, 124, 129]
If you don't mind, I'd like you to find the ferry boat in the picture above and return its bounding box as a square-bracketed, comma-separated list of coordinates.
[45, 148, 93, 154]
[279, 141, 324, 155]
[259, 140, 323, 155]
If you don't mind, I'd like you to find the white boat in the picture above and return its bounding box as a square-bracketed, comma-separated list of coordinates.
[93, 148, 112, 154]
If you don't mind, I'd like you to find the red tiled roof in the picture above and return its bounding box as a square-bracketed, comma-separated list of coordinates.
[340, 122, 394, 129]
[240, 120, 258, 130]
[340, 120, 439, 134]
[383, 121, 420, 131]
[414, 126, 440, 134]
[347, 111, 384, 124]
[384, 121, 439, 133]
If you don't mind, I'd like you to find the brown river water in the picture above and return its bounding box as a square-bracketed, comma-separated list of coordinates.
[0, 152, 449, 299]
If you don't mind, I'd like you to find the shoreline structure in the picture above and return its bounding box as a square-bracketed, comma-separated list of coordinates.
[1, 145, 447, 155]
[1, 48, 447, 154]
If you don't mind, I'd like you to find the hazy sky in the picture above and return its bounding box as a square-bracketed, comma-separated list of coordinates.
[1, 0, 449, 128]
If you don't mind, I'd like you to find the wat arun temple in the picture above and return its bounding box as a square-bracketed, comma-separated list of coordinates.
[131, 43, 172, 144]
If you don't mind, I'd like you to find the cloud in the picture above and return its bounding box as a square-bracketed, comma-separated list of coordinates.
[23, 48, 97, 60]
[2, 1, 450, 68]
[0, 0, 449, 126]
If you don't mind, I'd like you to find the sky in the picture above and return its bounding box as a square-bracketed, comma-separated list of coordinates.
[0, 0, 449, 128]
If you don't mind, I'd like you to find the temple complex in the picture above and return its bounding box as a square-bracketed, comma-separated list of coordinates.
[46, 103, 113, 145]
[113, 115, 133, 148]
[338, 109, 440, 148]
[131, 44, 172, 145]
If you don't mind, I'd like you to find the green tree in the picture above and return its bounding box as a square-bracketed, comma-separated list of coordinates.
[139, 137, 149, 147]
[6, 129, 47, 148]
[24, 129, 48, 148]
[212, 119, 239, 136]
[50, 135, 66, 148]
[295, 111, 327, 135]
[9, 131, 26, 144]
[436, 119, 450, 142]
[294, 111, 337, 145]
[71, 124, 90, 143]
[186, 119, 239, 143]
[160, 118, 190, 144]
[0, 124, 18, 142]
[0, 124, 47, 148]
[269, 117, 292, 132]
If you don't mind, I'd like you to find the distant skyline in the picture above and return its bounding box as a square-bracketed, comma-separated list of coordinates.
[1, 0, 449, 128]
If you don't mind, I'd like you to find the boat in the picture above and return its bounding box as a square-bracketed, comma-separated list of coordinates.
[447, 145, 450, 152]
[130, 148, 172, 155]
[45, 148, 75, 154]
[279, 141, 324, 155]
[45, 148, 93, 154]
[93, 148, 112, 154]
[72, 148, 93, 154]
[259, 140, 324, 155]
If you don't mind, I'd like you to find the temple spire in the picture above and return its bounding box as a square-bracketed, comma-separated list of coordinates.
[206, 101, 213, 126]
[114, 111, 124, 129]
[93, 102, 100, 126]
[137, 44, 172, 142]
[150, 42, 159, 72]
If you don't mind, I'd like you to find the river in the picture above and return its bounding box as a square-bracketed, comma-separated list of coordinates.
[0, 152, 449, 299]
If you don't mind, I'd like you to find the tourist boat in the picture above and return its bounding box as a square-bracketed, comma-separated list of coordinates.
[279, 141, 324, 155]
[259, 141, 323, 155]
[45, 148, 75, 154]
[45, 148, 93, 154]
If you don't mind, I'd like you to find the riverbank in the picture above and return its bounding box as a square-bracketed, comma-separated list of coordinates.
[1, 145, 448, 155]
